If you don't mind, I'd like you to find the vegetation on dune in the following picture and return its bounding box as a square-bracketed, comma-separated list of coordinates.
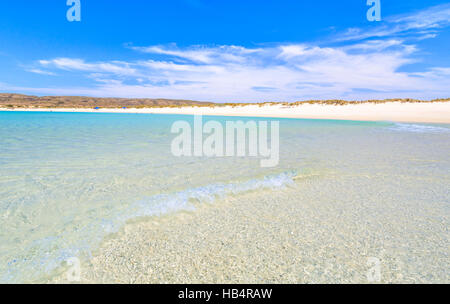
[0, 93, 449, 109]
[289, 98, 450, 106]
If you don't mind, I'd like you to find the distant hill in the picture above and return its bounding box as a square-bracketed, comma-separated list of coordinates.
[0, 93, 448, 108]
[0, 93, 214, 108]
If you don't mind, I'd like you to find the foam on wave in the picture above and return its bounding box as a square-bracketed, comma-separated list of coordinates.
[389, 123, 450, 133]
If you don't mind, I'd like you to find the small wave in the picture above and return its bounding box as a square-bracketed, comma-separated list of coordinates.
[388, 123, 450, 134]
[124, 171, 297, 220]
[2, 171, 297, 283]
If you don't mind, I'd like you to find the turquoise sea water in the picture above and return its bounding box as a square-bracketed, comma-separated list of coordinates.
[0, 111, 449, 283]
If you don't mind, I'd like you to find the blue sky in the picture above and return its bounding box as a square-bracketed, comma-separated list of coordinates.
[0, 0, 449, 102]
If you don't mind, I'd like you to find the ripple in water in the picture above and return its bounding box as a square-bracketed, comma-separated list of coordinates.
[388, 123, 450, 133]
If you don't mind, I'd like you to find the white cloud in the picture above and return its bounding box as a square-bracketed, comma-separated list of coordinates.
[336, 3, 450, 42]
[25, 68, 56, 76]
[392, 4, 450, 30]
[131, 45, 262, 64]
[25, 40, 447, 102]
[40, 58, 137, 76]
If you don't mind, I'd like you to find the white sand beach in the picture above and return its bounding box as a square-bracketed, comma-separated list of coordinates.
[2, 101, 450, 123]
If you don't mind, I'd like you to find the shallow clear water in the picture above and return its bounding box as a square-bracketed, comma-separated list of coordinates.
[0, 111, 449, 283]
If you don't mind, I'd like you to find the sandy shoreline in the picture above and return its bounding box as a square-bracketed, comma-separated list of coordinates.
[2, 101, 450, 123]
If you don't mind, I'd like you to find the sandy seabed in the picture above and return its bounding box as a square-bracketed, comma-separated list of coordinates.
[52, 171, 448, 284]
